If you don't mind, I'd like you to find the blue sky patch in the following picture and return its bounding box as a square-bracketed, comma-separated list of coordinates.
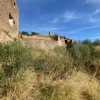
[17, 0, 100, 40]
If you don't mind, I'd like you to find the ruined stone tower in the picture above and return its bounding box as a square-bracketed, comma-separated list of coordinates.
[0, 0, 19, 38]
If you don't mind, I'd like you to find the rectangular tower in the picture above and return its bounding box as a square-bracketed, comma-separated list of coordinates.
[0, 0, 19, 38]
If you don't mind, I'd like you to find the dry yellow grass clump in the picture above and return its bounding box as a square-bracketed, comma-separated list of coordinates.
[1, 69, 100, 100]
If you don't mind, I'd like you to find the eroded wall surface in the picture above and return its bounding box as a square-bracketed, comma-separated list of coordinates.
[0, 0, 19, 38]
[23, 39, 60, 50]
[22, 35, 75, 49]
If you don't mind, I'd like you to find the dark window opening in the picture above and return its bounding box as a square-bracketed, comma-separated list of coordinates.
[14, 2, 16, 8]
[9, 13, 13, 26]
[65, 40, 67, 43]
[9, 13, 13, 19]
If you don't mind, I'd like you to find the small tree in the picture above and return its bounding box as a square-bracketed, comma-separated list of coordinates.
[93, 39, 100, 46]
[82, 39, 92, 45]
[53, 34, 58, 40]
[21, 31, 30, 36]
[31, 32, 39, 36]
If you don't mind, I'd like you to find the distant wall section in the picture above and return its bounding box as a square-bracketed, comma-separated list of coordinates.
[23, 39, 60, 50]
[22, 35, 75, 49]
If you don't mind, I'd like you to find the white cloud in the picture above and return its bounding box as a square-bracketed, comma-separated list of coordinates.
[64, 11, 80, 22]
[93, 9, 100, 15]
[72, 10, 100, 24]
[68, 25, 100, 33]
[89, 17, 100, 23]
[68, 28, 85, 34]
[52, 18, 61, 23]
[51, 11, 80, 23]
[82, 2, 100, 23]
[86, 0, 100, 4]
[51, 10, 100, 24]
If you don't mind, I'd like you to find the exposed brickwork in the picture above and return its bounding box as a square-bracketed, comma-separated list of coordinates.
[0, 0, 19, 38]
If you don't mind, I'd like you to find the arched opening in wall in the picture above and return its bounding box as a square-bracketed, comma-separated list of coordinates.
[9, 13, 13, 27]
[14, 2, 16, 8]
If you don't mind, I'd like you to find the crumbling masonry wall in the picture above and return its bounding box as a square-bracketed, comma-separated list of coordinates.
[22, 35, 75, 49]
[0, 0, 19, 38]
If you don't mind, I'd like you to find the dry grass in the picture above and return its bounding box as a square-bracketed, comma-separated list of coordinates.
[1, 69, 100, 100]
[0, 42, 100, 100]
[2, 69, 36, 100]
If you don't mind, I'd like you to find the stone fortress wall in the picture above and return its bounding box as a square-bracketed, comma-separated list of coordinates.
[0, 0, 19, 38]
[0, 0, 74, 49]
[22, 35, 75, 49]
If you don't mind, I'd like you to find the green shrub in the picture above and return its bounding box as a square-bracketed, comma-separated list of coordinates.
[21, 31, 30, 36]
[31, 32, 39, 36]
[0, 69, 6, 88]
[68, 43, 96, 71]
[82, 39, 92, 45]
[49, 34, 58, 40]
[93, 39, 100, 46]
[0, 41, 33, 77]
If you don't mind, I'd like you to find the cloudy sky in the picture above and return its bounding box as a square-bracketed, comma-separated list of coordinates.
[17, 0, 100, 40]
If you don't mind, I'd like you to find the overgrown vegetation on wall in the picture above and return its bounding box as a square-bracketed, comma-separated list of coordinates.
[21, 31, 39, 36]
[0, 39, 100, 100]
[21, 31, 62, 40]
